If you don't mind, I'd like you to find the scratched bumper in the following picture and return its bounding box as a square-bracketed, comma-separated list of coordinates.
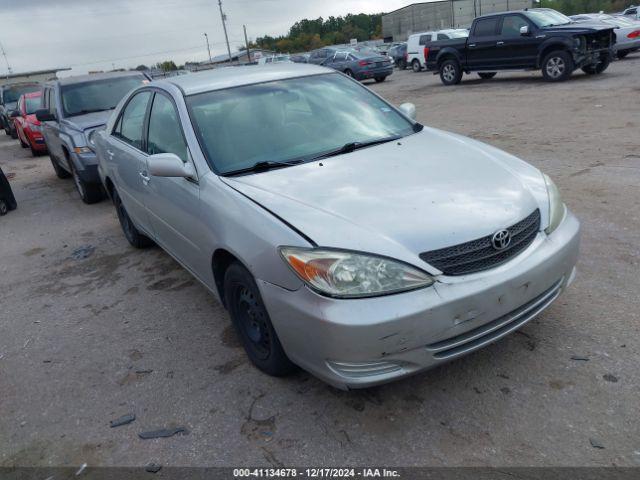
[259, 210, 580, 389]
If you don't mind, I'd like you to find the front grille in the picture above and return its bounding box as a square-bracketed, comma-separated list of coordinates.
[425, 278, 563, 360]
[420, 209, 540, 275]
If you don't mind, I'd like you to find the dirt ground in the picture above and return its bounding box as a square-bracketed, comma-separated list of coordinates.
[1, 57, 639, 469]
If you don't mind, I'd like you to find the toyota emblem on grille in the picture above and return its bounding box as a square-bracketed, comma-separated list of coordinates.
[491, 229, 511, 250]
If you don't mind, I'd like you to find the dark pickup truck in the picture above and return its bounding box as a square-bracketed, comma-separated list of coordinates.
[425, 8, 616, 85]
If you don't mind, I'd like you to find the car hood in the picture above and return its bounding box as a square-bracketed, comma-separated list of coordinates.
[221, 128, 551, 271]
[61, 110, 113, 132]
[542, 22, 615, 33]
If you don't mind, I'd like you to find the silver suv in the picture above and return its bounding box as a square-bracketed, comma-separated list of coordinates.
[36, 71, 148, 203]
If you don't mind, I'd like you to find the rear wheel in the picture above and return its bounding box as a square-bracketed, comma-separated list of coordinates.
[397, 59, 407, 70]
[0, 199, 8, 216]
[411, 59, 421, 72]
[224, 262, 296, 377]
[344, 69, 354, 78]
[617, 50, 630, 59]
[478, 72, 497, 79]
[113, 189, 154, 248]
[69, 160, 103, 204]
[581, 53, 610, 75]
[439, 59, 462, 86]
[541, 50, 573, 82]
[374, 76, 386, 83]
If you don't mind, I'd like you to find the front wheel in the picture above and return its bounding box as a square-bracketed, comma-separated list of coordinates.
[439, 59, 462, 85]
[19, 136, 29, 148]
[374, 76, 386, 83]
[69, 161, 103, 204]
[541, 50, 573, 82]
[478, 72, 497, 79]
[224, 262, 296, 377]
[0, 199, 8, 216]
[581, 53, 610, 75]
[50, 155, 71, 179]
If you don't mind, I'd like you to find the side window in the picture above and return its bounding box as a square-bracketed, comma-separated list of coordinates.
[113, 91, 151, 150]
[437, 33, 449, 40]
[474, 18, 499, 37]
[419, 34, 430, 45]
[146, 94, 188, 162]
[500, 15, 529, 36]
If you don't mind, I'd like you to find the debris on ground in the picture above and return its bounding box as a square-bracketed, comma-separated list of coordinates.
[70, 245, 96, 260]
[110, 413, 136, 428]
[138, 426, 189, 439]
[589, 438, 605, 449]
[570, 355, 589, 361]
[145, 463, 162, 473]
[602, 374, 619, 383]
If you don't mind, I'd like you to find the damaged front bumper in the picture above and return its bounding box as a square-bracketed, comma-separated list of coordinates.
[258, 210, 581, 389]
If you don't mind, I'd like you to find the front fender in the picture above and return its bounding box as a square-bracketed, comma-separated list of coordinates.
[537, 37, 574, 67]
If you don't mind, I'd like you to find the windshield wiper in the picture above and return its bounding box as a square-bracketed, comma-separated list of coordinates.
[68, 108, 110, 116]
[309, 135, 403, 162]
[223, 159, 303, 177]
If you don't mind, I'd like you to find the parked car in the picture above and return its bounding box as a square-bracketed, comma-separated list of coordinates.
[0, 83, 41, 138]
[10, 91, 47, 156]
[94, 64, 580, 389]
[570, 13, 640, 58]
[619, 5, 639, 20]
[407, 30, 469, 72]
[389, 42, 408, 69]
[319, 49, 393, 82]
[35, 71, 148, 204]
[257, 54, 292, 65]
[290, 53, 310, 63]
[425, 9, 615, 85]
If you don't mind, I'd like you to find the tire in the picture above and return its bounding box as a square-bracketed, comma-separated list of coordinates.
[30, 144, 41, 157]
[224, 262, 296, 377]
[617, 50, 630, 59]
[374, 76, 386, 83]
[398, 59, 407, 70]
[50, 154, 71, 179]
[541, 50, 573, 82]
[439, 59, 462, 86]
[69, 160, 103, 204]
[478, 72, 497, 79]
[411, 59, 421, 72]
[0, 199, 8, 216]
[19, 136, 29, 148]
[581, 53, 610, 75]
[344, 69, 354, 78]
[113, 189, 154, 248]
[10, 128, 18, 139]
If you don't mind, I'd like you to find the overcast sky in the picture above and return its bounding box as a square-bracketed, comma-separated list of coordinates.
[0, 0, 412, 76]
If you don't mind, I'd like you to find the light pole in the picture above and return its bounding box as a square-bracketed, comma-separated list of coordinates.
[203, 32, 212, 63]
[218, 0, 233, 63]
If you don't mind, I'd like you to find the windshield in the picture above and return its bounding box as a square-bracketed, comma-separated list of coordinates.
[61, 76, 146, 117]
[187, 73, 416, 175]
[25, 95, 42, 114]
[3, 85, 40, 105]
[525, 10, 572, 27]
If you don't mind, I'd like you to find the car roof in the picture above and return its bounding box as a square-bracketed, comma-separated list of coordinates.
[49, 71, 146, 87]
[161, 63, 332, 96]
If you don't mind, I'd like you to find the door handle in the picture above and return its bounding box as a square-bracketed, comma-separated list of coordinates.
[139, 171, 150, 185]
[496, 41, 505, 46]
[106, 149, 115, 159]
[468, 43, 476, 47]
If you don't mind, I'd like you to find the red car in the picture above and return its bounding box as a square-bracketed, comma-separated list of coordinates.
[12, 91, 47, 156]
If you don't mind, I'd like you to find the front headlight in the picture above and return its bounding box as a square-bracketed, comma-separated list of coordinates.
[279, 247, 434, 298]
[543, 174, 566, 234]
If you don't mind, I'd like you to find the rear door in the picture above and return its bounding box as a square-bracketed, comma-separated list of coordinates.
[143, 91, 204, 275]
[106, 90, 154, 233]
[466, 16, 502, 69]
[496, 14, 538, 68]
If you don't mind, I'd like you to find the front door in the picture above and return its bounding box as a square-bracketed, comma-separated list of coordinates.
[41, 88, 65, 163]
[106, 90, 154, 233]
[496, 15, 538, 68]
[143, 92, 205, 277]
[466, 16, 502, 69]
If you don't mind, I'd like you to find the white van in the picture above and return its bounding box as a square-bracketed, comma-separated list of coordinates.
[406, 29, 469, 72]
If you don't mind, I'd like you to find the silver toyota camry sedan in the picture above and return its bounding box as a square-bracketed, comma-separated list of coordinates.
[94, 64, 580, 389]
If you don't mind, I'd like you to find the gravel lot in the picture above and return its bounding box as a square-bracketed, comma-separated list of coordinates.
[1, 57, 639, 468]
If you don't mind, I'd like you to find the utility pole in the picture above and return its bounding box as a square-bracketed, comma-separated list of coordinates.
[218, 0, 232, 63]
[243, 25, 251, 63]
[203, 32, 212, 63]
[0, 40, 12, 80]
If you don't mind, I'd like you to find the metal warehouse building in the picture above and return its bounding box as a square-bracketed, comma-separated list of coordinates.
[383, 0, 535, 41]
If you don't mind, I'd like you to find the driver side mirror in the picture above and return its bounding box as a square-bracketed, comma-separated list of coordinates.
[520, 25, 530, 36]
[147, 153, 195, 178]
[399, 102, 417, 121]
[35, 109, 56, 122]
[9, 110, 20, 118]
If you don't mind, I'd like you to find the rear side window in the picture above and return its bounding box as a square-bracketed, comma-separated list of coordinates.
[474, 17, 499, 36]
[146, 94, 188, 162]
[113, 91, 151, 150]
[437, 33, 449, 40]
[419, 34, 431, 45]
